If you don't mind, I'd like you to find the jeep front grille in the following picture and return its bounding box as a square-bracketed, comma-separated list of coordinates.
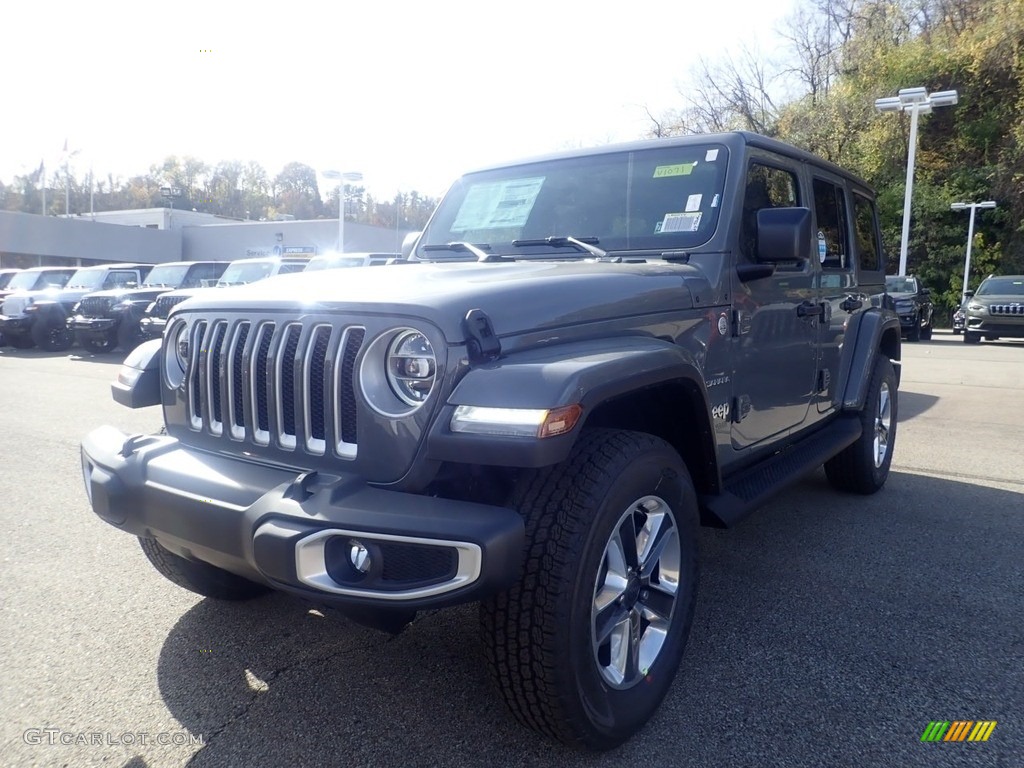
[80, 296, 114, 317]
[151, 294, 189, 318]
[186, 319, 365, 458]
[990, 303, 1024, 316]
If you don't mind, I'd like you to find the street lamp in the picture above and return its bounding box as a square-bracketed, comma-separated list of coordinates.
[875, 87, 959, 276]
[160, 186, 182, 230]
[322, 170, 363, 252]
[950, 200, 996, 304]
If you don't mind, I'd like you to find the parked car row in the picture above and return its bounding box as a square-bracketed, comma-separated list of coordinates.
[0, 254, 402, 353]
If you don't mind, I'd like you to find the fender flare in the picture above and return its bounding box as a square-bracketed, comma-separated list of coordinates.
[111, 338, 162, 409]
[837, 308, 902, 411]
[426, 336, 712, 468]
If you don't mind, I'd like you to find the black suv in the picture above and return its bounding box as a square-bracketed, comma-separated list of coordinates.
[962, 274, 1024, 343]
[68, 261, 229, 353]
[138, 256, 310, 341]
[82, 133, 901, 750]
[885, 274, 933, 341]
[0, 267, 81, 348]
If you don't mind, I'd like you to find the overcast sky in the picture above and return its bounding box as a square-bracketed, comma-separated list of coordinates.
[4, 0, 795, 201]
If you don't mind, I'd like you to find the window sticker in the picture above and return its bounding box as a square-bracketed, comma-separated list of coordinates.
[451, 177, 545, 231]
[653, 162, 697, 178]
[705, 149, 719, 161]
[711, 194, 720, 208]
[817, 230, 827, 263]
[657, 212, 703, 233]
[685, 194, 702, 212]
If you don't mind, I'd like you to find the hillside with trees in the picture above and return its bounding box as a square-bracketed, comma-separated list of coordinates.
[652, 0, 1023, 318]
[0, 156, 438, 233]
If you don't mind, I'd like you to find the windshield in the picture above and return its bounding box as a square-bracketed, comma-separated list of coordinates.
[217, 261, 275, 286]
[65, 268, 106, 290]
[0, 272, 16, 290]
[9, 270, 64, 291]
[976, 277, 1024, 296]
[885, 276, 918, 293]
[417, 143, 729, 259]
[143, 264, 190, 288]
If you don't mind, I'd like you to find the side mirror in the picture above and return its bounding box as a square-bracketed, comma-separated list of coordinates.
[401, 231, 422, 261]
[963, 289, 974, 299]
[755, 207, 811, 264]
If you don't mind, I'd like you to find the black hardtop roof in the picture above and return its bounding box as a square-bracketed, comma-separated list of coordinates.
[466, 131, 873, 193]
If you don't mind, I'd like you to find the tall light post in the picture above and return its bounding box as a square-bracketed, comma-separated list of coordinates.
[950, 200, 996, 304]
[160, 186, 182, 230]
[875, 87, 958, 276]
[322, 170, 363, 252]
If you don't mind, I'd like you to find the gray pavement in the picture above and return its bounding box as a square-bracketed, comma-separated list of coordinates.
[1, 333, 1021, 768]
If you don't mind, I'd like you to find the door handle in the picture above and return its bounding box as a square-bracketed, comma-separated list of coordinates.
[840, 295, 863, 312]
[797, 301, 825, 319]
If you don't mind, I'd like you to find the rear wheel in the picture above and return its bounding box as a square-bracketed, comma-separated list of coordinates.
[138, 537, 270, 600]
[481, 429, 699, 750]
[825, 356, 897, 494]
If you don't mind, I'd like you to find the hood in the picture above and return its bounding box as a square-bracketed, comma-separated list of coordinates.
[177, 260, 705, 341]
[972, 292, 1024, 303]
[84, 286, 172, 303]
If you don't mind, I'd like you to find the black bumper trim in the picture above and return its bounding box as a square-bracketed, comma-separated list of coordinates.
[81, 426, 524, 609]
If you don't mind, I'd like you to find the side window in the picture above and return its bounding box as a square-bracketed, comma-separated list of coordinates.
[812, 178, 850, 271]
[103, 271, 139, 289]
[742, 162, 799, 258]
[852, 193, 881, 272]
[278, 263, 305, 275]
[183, 264, 219, 287]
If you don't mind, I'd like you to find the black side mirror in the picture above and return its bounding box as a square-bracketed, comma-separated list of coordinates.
[963, 289, 974, 299]
[755, 207, 811, 264]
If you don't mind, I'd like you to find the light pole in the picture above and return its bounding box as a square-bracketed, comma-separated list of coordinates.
[875, 87, 958, 276]
[950, 200, 996, 304]
[160, 186, 182, 229]
[322, 170, 363, 252]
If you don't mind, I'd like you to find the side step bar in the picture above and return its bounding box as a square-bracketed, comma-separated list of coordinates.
[700, 417, 862, 528]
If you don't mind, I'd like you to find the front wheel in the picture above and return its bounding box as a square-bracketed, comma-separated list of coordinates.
[920, 317, 933, 340]
[138, 537, 270, 600]
[824, 356, 898, 494]
[481, 429, 699, 750]
[31, 316, 74, 351]
[77, 330, 117, 353]
[963, 331, 981, 344]
[907, 315, 922, 342]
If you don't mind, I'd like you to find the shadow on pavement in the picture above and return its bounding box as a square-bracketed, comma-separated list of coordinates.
[154, 470, 1023, 768]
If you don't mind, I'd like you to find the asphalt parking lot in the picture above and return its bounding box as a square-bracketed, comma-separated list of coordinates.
[1, 332, 1021, 768]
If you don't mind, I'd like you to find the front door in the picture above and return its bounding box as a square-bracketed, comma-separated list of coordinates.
[730, 157, 819, 450]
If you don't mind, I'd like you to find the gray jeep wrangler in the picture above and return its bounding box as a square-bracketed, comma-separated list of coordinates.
[81, 132, 901, 750]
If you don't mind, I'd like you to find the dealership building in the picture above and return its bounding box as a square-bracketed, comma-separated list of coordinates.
[0, 209, 414, 269]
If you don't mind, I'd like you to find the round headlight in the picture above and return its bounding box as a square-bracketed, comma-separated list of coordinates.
[163, 321, 189, 388]
[387, 330, 436, 407]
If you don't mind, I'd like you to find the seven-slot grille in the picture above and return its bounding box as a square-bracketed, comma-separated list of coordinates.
[151, 294, 189, 318]
[80, 296, 115, 317]
[185, 319, 365, 458]
[990, 303, 1024, 316]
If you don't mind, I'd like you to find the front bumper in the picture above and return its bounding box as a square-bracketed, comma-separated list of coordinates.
[138, 316, 167, 339]
[68, 315, 117, 333]
[965, 315, 1024, 337]
[0, 315, 32, 335]
[81, 426, 524, 609]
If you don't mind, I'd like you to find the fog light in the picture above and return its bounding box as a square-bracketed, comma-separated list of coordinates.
[349, 540, 371, 573]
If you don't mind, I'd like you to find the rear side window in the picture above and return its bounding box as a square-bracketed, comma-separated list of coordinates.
[852, 193, 881, 272]
[812, 178, 850, 271]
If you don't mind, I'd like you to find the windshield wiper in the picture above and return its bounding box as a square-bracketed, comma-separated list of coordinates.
[511, 236, 608, 259]
[421, 242, 508, 262]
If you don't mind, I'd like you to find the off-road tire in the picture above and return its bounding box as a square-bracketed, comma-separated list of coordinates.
[963, 331, 981, 344]
[77, 330, 117, 353]
[138, 537, 270, 600]
[5, 334, 34, 349]
[920, 317, 933, 340]
[31, 316, 74, 351]
[825, 356, 897, 494]
[480, 428, 699, 750]
[117, 318, 143, 352]
[907, 315, 921, 342]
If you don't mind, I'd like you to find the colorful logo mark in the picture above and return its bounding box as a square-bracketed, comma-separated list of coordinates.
[921, 721, 997, 742]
